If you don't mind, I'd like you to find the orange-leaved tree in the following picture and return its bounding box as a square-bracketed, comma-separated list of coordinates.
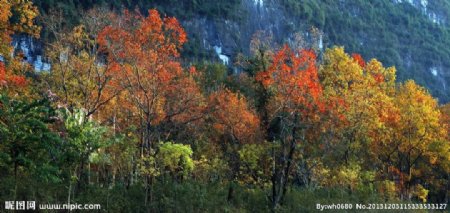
[97, 9, 206, 204]
[98, 9, 188, 149]
[208, 88, 261, 201]
[209, 88, 260, 145]
[256, 45, 325, 208]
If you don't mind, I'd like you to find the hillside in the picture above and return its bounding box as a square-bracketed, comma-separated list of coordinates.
[28, 0, 450, 103]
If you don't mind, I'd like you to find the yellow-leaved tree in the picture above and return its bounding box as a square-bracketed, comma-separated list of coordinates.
[390, 80, 448, 200]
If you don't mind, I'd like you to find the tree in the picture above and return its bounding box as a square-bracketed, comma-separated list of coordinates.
[208, 88, 260, 201]
[44, 8, 121, 119]
[256, 45, 325, 208]
[97, 9, 188, 150]
[0, 61, 27, 88]
[158, 72, 206, 143]
[57, 108, 108, 200]
[388, 81, 447, 199]
[0, 93, 61, 200]
[157, 142, 194, 180]
[318, 47, 399, 192]
[318, 47, 449, 202]
[209, 88, 260, 145]
[98, 9, 206, 205]
[192, 62, 227, 94]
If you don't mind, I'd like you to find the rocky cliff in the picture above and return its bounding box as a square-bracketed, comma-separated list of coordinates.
[15, 0, 450, 103]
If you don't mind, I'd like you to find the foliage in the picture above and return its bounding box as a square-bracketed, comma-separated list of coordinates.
[44, 14, 121, 117]
[209, 88, 260, 144]
[0, 0, 40, 57]
[193, 62, 228, 93]
[0, 0, 40, 95]
[33, 0, 241, 23]
[0, 1, 448, 211]
[0, 93, 61, 200]
[60, 108, 108, 163]
[318, 46, 448, 203]
[158, 142, 194, 177]
[24, 0, 450, 103]
[281, 0, 450, 103]
[97, 8, 189, 130]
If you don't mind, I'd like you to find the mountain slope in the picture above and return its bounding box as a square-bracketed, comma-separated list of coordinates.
[30, 0, 450, 102]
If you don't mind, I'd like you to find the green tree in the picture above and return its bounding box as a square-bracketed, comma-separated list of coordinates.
[58, 108, 107, 201]
[0, 93, 61, 200]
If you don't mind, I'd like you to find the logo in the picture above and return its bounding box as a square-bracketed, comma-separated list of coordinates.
[4, 201, 35, 211]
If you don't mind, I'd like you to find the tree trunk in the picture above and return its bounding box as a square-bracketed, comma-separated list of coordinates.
[271, 143, 277, 210]
[227, 181, 235, 202]
[281, 140, 296, 204]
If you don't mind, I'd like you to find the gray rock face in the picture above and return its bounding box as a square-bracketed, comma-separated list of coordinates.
[181, 0, 297, 64]
[11, 35, 50, 72]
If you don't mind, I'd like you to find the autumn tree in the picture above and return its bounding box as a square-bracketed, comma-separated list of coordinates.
[97, 9, 207, 205]
[387, 81, 448, 200]
[158, 71, 206, 143]
[98, 9, 184, 147]
[208, 88, 260, 201]
[317, 47, 401, 192]
[256, 45, 326, 208]
[0, 61, 27, 88]
[318, 47, 449, 202]
[43, 8, 121, 120]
